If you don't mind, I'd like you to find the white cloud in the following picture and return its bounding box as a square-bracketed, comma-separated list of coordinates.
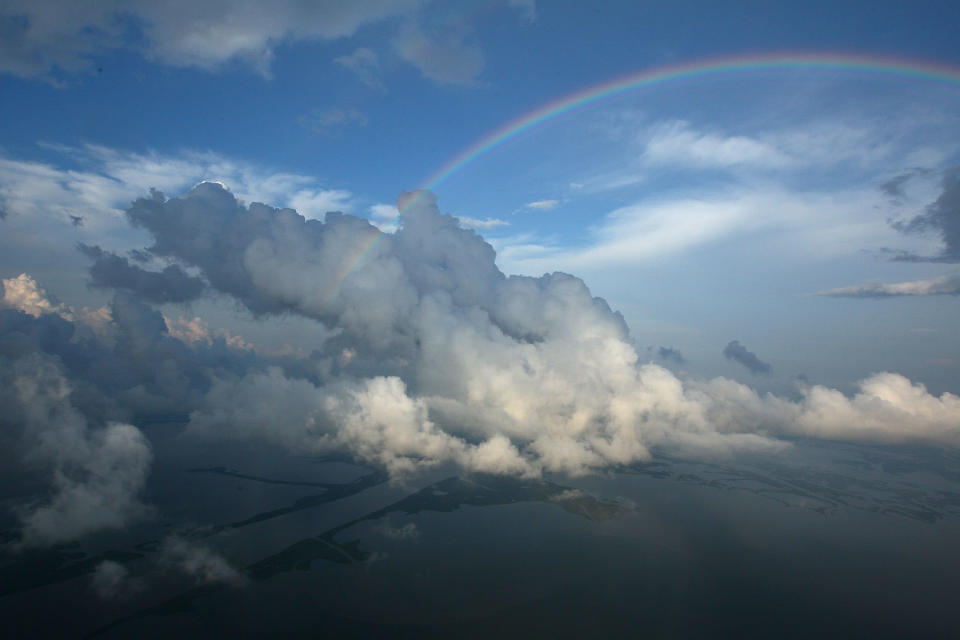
[642, 120, 794, 169]
[525, 199, 559, 211]
[0, 145, 358, 239]
[496, 185, 933, 275]
[368, 203, 400, 232]
[456, 215, 510, 229]
[1, 273, 69, 318]
[819, 273, 960, 297]
[165, 189, 960, 479]
[2, 273, 114, 336]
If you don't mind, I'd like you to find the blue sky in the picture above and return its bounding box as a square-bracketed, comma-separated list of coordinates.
[2, 0, 960, 400]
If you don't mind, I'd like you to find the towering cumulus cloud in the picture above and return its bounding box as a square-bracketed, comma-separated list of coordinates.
[110, 183, 959, 477]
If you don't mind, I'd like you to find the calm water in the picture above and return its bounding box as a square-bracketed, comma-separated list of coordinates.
[3, 438, 960, 638]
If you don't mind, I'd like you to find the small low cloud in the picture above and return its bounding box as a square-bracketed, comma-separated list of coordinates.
[508, 0, 537, 21]
[394, 21, 484, 86]
[656, 346, 686, 364]
[457, 216, 509, 230]
[161, 537, 246, 587]
[723, 340, 771, 375]
[335, 47, 384, 90]
[91, 560, 141, 601]
[819, 273, 960, 298]
[1, 273, 68, 318]
[525, 199, 559, 211]
[165, 316, 252, 350]
[79, 244, 206, 304]
[377, 521, 420, 540]
[299, 108, 368, 134]
[642, 120, 794, 170]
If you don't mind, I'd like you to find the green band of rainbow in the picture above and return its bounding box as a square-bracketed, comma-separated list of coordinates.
[325, 51, 960, 302]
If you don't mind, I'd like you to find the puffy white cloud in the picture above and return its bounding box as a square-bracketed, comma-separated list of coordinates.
[793, 373, 960, 446]
[2, 272, 114, 336]
[1, 273, 68, 318]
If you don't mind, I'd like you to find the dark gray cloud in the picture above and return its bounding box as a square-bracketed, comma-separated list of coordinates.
[0, 292, 258, 427]
[125, 185, 324, 316]
[887, 166, 960, 262]
[723, 340, 771, 375]
[656, 346, 685, 364]
[0, 1, 426, 79]
[880, 167, 934, 200]
[79, 244, 205, 304]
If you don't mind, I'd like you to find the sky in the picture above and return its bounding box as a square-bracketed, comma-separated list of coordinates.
[2, 1, 960, 548]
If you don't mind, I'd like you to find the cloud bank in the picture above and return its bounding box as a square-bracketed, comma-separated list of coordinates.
[117, 185, 960, 473]
[3, 184, 960, 550]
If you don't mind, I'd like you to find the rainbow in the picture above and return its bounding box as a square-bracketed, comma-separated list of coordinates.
[326, 51, 960, 301]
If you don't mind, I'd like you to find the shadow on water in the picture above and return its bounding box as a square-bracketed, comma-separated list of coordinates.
[87, 474, 628, 636]
[0, 467, 387, 597]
